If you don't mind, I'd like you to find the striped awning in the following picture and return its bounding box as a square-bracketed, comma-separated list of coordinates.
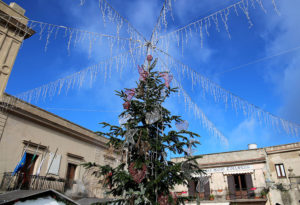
[224, 169, 253, 175]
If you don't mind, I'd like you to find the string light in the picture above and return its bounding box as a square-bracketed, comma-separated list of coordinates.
[14, 46, 144, 104]
[155, 51, 229, 146]
[158, 0, 278, 53]
[156, 48, 300, 137]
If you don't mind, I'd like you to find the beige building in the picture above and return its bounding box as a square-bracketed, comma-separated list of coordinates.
[265, 143, 300, 205]
[172, 142, 300, 205]
[0, 1, 117, 198]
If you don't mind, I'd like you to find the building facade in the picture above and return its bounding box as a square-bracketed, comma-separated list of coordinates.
[172, 142, 300, 205]
[0, 1, 117, 199]
[265, 143, 300, 205]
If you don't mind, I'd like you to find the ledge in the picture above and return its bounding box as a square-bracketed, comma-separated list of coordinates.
[198, 157, 266, 169]
[67, 152, 84, 160]
[23, 140, 47, 150]
[0, 10, 35, 39]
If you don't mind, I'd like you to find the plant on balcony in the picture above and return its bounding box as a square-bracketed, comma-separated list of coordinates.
[275, 183, 287, 192]
[209, 194, 215, 200]
[254, 193, 261, 199]
[260, 188, 269, 199]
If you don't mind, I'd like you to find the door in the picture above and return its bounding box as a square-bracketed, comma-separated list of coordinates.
[65, 163, 77, 190]
[234, 174, 248, 199]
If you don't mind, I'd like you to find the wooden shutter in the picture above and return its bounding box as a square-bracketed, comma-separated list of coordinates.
[245, 174, 254, 198]
[227, 175, 235, 199]
[188, 179, 195, 197]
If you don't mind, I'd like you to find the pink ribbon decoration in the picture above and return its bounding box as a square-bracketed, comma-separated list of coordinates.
[125, 88, 135, 101]
[138, 65, 149, 81]
[159, 72, 173, 88]
[123, 101, 130, 109]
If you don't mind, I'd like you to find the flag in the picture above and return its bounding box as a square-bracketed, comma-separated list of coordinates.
[27, 154, 37, 170]
[12, 151, 27, 176]
[36, 157, 45, 176]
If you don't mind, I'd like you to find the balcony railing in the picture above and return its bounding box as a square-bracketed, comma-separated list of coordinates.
[177, 187, 268, 201]
[0, 172, 74, 193]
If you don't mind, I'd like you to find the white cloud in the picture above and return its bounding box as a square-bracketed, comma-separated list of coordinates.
[228, 118, 271, 148]
[263, 0, 300, 124]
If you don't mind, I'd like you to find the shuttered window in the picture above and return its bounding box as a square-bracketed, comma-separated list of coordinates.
[188, 180, 195, 197]
[275, 164, 286, 178]
[227, 175, 235, 199]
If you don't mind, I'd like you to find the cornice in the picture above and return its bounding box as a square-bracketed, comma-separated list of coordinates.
[1, 94, 108, 149]
[0, 10, 35, 39]
[198, 157, 266, 169]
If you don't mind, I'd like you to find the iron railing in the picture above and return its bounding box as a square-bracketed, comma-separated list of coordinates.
[0, 172, 74, 193]
[179, 187, 268, 201]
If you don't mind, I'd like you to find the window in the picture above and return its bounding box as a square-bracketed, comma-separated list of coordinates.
[275, 164, 286, 178]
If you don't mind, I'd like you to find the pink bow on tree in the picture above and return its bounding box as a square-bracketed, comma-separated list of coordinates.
[159, 72, 173, 88]
[138, 65, 149, 81]
[125, 88, 135, 101]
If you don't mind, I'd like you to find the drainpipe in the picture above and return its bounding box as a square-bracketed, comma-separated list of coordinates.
[263, 148, 272, 181]
[263, 148, 273, 205]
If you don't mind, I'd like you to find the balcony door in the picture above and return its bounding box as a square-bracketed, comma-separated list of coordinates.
[19, 153, 38, 189]
[227, 173, 253, 199]
[234, 174, 248, 198]
[65, 163, 77, 190]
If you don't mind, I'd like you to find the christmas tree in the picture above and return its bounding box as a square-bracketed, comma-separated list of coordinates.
[84, 55, 203, 204]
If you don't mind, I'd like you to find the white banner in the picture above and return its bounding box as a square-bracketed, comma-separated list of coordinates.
[204, 165, 253, 174]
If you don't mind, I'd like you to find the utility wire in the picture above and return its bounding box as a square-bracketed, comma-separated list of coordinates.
[215, 45, 300, 75]
[155, 47, 300, 133]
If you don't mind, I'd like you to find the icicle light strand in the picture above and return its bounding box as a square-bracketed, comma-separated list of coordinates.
[80, 0, 147, 44]
[158, 0, 276, 52]
[156, 48, 300, 137]
[14, 46, 144, 104]
[155, 51, 229, 146]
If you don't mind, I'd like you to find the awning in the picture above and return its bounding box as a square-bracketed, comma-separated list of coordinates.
[224, 169, 253, 175]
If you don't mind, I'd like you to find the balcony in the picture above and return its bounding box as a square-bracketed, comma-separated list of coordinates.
[177, 187, 268, 204]
[0, 172, 74, 193]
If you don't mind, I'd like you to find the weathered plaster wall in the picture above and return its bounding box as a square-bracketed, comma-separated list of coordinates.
[0, 112, 116, 197]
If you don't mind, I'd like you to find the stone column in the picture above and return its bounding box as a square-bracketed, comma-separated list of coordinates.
[0, 1, 35, 99]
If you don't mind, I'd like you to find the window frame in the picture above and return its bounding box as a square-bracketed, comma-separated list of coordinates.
[275, 164, 286, 178]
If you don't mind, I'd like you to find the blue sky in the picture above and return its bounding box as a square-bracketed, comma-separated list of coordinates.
[4, 0, 300, 156]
